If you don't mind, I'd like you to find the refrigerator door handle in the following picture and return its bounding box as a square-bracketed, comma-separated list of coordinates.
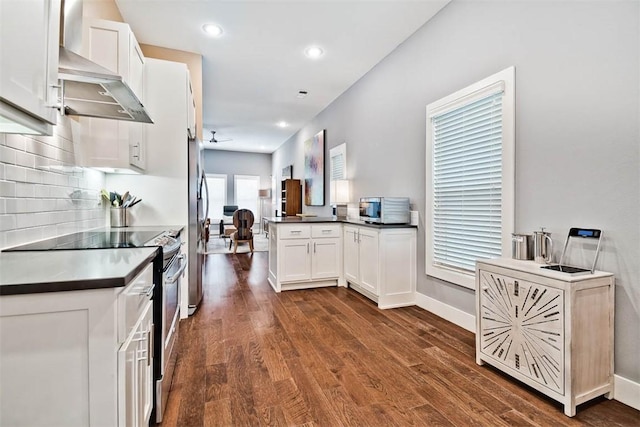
[201, 169, 209, 220]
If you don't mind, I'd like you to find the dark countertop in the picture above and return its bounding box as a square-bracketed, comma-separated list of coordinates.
[103, 225, 186, 235]
[0, 247, 159, 295]
[264, 217, 417, 229]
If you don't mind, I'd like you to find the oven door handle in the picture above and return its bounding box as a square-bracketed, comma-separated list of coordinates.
[165, 255, 187, 284]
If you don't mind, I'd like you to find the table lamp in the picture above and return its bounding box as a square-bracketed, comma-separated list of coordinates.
[330, 179, 350, 220]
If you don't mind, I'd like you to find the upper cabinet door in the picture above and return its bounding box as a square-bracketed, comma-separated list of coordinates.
[0, 0, 60, 128]
[82, 18, 144, 102]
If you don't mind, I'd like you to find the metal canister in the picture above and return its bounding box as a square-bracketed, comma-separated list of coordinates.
[110, 207, 128, 228]
[511, 233, 533, 260]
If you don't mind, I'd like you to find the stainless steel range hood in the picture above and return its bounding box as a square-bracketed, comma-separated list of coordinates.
[58, 47, 153, 123]
[58, 0, 153, 123]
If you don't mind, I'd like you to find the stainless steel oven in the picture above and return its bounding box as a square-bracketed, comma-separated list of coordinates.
[156, 243, 185, 422]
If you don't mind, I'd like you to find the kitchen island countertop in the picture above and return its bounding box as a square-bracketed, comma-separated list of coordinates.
[264, 217, 417, 229]
[0, 247, 159, 295]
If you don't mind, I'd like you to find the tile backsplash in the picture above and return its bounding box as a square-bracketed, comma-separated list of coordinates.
[0, 114, 106, 249]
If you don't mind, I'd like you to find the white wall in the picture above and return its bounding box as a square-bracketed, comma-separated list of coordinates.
[0, 114, 106, 249]
[272, 0, 640, 383]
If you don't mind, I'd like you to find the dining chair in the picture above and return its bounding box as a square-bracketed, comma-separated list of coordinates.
[231, 209, 255, 253]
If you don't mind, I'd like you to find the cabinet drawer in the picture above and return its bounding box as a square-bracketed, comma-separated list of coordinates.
[279, 225, 310, 239]
[311, 224, 341, 238]
[118, 262, 154, 343]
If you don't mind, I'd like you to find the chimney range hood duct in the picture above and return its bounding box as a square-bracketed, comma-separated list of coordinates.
[58, 0, 153, 123]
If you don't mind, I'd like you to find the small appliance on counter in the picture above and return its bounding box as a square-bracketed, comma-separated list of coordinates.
[511, 233, 533, 260]
[359, 197, 410, 224]
[532, 227, 553, 264]
[541, 227, 603, 274]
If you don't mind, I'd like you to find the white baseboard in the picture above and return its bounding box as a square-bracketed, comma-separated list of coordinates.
[414, 292, 640, 411]
[414, 292, 475, 332]
[614, 374, 640, 411]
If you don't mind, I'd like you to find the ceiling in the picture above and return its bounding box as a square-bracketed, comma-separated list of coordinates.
[115, 1, 450, 153]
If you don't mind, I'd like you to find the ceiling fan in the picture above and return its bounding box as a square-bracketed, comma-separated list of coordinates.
[208, 130, 233, 143]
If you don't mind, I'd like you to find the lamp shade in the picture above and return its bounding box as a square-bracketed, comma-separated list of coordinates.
[259, 189, 271, 198]
[330, 179, 350, 204]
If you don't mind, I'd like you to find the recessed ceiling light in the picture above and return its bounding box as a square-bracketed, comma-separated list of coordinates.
[304, 46, 324, 59]
[202, 24, 223, 37]
[277, 121, 288, 128]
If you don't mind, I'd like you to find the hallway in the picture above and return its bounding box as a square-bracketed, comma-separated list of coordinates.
[158, 253, 639, 426]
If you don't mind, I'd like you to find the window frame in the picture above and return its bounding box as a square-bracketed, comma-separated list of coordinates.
[205, 173, 227, 223]
[425, 67, 515, 289]
[233, 174, 260, 219]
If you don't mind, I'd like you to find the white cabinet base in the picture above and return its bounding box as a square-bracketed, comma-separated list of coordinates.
[268, 223, 344, 292]
[475, 258, 614, 417]
[344, 224, 417, 309]
[0, 263, 155, 427]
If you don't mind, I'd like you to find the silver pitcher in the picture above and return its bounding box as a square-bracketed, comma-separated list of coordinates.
[511, 233, 533, 260]
[533, 228, 553, 264]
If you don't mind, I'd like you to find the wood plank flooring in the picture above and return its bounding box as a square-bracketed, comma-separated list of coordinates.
[157, 252, 639, 426]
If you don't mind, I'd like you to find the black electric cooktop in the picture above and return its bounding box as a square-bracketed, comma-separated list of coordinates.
[2, 230, 168, 252]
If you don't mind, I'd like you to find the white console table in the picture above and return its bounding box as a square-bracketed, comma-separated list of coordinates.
[475, 258, 614, 417]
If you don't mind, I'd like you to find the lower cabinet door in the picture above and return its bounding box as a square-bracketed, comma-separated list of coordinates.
[343, 227, 359, 284]
[358, 228, 379, 295]
[119, 301, 153, 427]
[118, 328, 138, 427]
[311, 238, 341, 279]
[478, 271, 564, 394]
[279, 240, 311, 282]
[137, 303, 153, 426]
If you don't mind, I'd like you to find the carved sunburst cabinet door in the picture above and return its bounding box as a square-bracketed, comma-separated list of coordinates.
[479, 271, 564, 394]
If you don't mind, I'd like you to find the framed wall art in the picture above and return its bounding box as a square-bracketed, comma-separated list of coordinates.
[304, 129, 325, 206]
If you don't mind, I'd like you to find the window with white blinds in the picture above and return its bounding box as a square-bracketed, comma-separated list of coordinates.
[330, 143, 347, 180]
[426, 67, 515, 289]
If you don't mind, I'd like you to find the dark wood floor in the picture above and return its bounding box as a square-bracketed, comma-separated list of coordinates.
[158, 252, 639, 426]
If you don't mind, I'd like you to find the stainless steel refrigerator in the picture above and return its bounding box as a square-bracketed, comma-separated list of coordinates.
[187, 133, 207, 315]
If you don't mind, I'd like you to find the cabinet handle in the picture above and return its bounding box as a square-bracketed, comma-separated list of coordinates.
[322, 229, 332, 233]
[291, 230, 301, 234]
[135, 284, 155, 297]
[314, 242, 316, 253]
[148, 324, 153, 366]
[132, 143, 140, 160]
[307, 243, 309, 254]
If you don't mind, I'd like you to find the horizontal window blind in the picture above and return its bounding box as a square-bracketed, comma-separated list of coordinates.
[331, 153, 345, 180]
[431, 91, 503, 273]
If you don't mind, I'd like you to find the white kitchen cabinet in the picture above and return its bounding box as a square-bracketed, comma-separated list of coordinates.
[343, 224, 416, 309]
[118, 300, 153, 427]
[343, 226, 360, 285]
[0, 0, 60, 135]
[268, 223, 343, 291]
[311, 225, 342, 279]
[280, 237, 311, 282]
[75, 19, 146, 172]
[475, 258, 614, 417]
[0, 261, 155, 427]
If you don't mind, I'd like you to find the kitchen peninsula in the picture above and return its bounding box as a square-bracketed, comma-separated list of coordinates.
[266, 217, 417, 309]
